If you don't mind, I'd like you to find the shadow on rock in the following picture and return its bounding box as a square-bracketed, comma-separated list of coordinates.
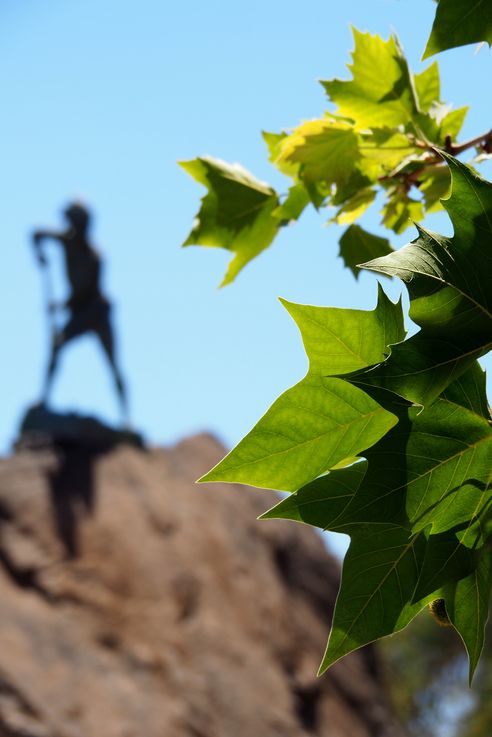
[16, 403, 144, 558]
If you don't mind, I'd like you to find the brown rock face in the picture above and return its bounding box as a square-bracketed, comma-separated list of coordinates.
[0, 434, 405, 737]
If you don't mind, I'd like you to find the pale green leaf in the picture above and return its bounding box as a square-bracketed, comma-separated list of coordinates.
[280, 284, 404, 375]
[274, 117, 360, 187]
[414, 61, 440, 112]
[322, 29, 419, 128]
[381, 190, 424, 234]
[274, 183, 310, 222]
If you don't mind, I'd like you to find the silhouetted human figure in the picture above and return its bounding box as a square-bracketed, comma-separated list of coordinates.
[32, 203, 128, 422]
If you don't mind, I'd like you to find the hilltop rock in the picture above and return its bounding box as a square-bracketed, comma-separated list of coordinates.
[0, 433, 405, 737]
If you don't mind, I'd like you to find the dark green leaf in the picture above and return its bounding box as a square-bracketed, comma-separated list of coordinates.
[445, 545, 492, 683]
[338, 225, 393, 279]
[423, 0, 492, 59]
[359, 154, 492, 403]
[319, 525, 432, 671]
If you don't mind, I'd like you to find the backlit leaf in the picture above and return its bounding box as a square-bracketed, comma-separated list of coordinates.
[200, 288, 403, 490]
[322, 29, 419, 128]
[180, 156, 280, 286]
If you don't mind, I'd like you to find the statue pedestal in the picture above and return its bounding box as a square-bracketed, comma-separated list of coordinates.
[16, 404, 144, 451]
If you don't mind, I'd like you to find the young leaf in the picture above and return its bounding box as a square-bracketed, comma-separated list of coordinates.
[274, 183, 311, 222]
[274, 117, 360, 187]
[322, 29, 419, 129]
[332, 189, 377, 226]
[180, 157, 281, 286]
[414, 61, 440, 113]
[423, 0, 492, 59]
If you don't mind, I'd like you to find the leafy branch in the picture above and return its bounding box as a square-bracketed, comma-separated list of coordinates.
[181, 0, 492, 684]
[181, 29, 492, 285]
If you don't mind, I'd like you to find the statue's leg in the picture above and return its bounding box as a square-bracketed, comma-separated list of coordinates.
[97, 310, 128, 423]
[42, 329, 64, 404]
[41, 312, 81, 405]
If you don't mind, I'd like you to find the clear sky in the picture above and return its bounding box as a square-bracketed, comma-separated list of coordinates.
[1, 0, 490, 461]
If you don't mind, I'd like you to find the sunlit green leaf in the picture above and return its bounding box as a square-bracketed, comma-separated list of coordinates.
[414, 61, 440, 112]
[381, 189, 424, 234]
[274, 117, 360, 187]
[274, 183, 311, 222]
[200, 288, 403, 490]
[322, 29, 419, 128]
[266, 365, 492, 537]
[180, 156, 281, 286]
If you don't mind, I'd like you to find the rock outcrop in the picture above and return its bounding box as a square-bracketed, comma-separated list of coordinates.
[0, 433, 405, 737]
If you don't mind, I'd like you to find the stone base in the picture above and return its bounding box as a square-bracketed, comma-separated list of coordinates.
[16, 404, 144, 451]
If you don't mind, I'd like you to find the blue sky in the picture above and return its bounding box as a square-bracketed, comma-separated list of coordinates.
[1, 0, 490, 463]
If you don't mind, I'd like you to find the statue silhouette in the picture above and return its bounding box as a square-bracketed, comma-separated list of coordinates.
[32, 203, 128, 422]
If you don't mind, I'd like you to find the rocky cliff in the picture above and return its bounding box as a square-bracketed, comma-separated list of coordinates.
[0, 433, 405, 737]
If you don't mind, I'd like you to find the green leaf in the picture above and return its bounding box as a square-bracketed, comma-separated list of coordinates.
[358, 130, 421, 178]
[381, 189, 424, 234]
[260, 460, 369, 525]
[358, 154, 492, 404]
[200, 375, 397, 491]
[419, 165, 450, 212]
[274, 117, 360, 187]
[414, 61, 440, 113]
[180, 156, 280, 286]
[445, 545, 492, 683]
[338, 225, 393, 279]
[274, 183, 310, 222]
[423, 0, 492, 59]
[439, 106, 468, 141]
[266, 365, 492, 538]
[200, 287, 404, 490]
[280, 284, 405, 376]
[322, 29, 419, 128]
[373, 156, 492, 339]
[264, 367, 491, 673]
[331, 189, 377, 226]
[318, 525, 432, 672]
